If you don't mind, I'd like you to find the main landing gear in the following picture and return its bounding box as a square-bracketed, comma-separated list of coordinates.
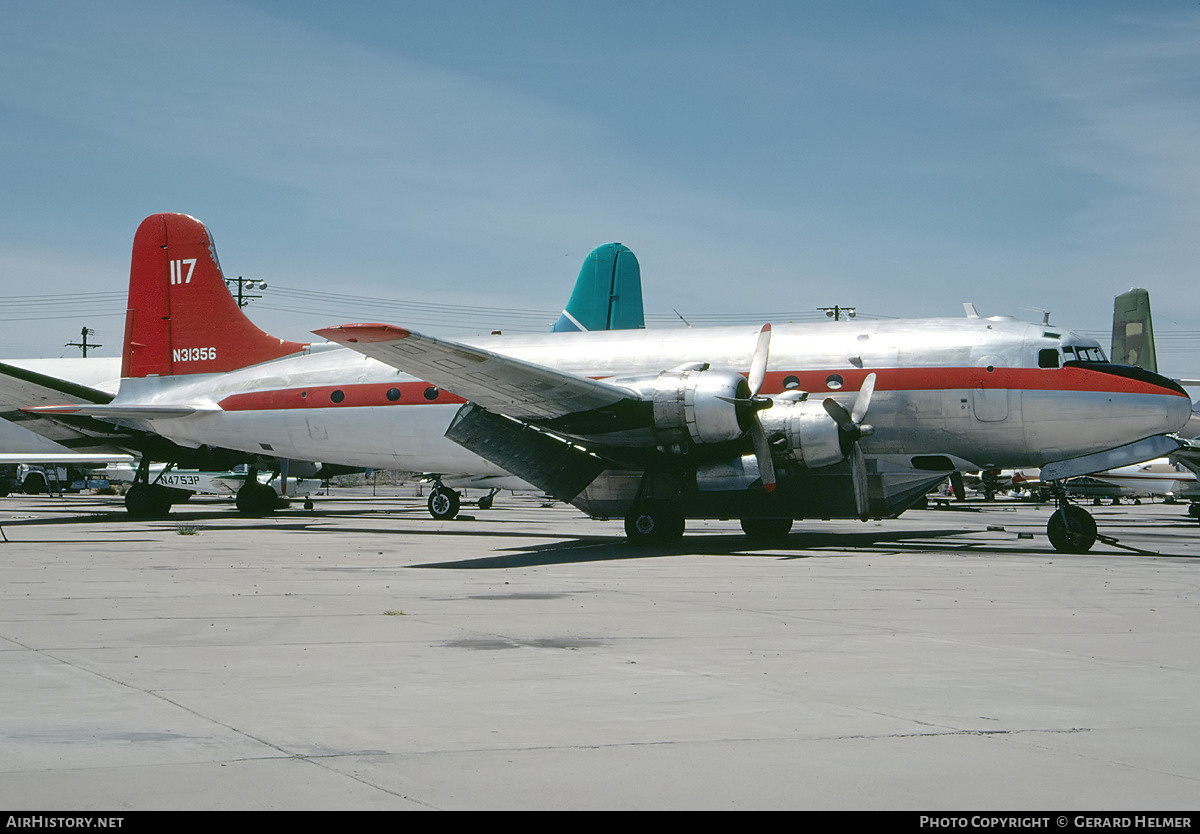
[124, 459, 187, 519]
[623, 501, 685, 545]
[125, 482, 175, 519]
[235, 468, 284, 517]
[1047, 481, 1098, 554]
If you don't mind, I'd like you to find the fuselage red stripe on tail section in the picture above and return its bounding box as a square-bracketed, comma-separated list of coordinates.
[219, 381, 466, 411]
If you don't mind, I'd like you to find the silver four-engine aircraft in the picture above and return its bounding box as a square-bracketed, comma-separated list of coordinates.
[24, 213, 1194, 553]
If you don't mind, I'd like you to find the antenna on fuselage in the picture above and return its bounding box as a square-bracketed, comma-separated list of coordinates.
[1022, 306, 1052, 326]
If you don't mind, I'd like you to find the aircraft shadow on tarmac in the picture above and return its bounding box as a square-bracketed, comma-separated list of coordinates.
[412, 528, 980, 569]
[4, 500, 1195, 565]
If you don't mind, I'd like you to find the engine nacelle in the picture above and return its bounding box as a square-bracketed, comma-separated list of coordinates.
[758, 398, 845, 469]
[619, 369, 750, 449]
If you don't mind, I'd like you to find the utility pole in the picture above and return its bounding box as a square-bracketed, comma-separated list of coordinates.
[65, 327, 100, 357]
[224, 276, 267, 308]
[817, 305, 856, 321]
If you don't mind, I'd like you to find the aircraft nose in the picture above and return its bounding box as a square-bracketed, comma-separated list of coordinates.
[1069, 363, 1194, 441]
[1142, 370, 1192, 433]
[1167, 389, 1194, 432]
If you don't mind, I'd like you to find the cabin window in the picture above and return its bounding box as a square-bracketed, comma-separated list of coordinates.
[386, 387, 401, 402]
[1038, 349, 1060, 369]
[330, 389, 345, 403]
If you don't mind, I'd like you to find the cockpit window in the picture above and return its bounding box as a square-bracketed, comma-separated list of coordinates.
[1038, 348, 1060, 369]
[1060, 344, 1108, 363]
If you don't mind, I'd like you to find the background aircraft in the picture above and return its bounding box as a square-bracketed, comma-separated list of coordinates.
[1111, 287, 1199, 438]
[1087, 458, 1198, 504]
[1092, 288, 1200, 520]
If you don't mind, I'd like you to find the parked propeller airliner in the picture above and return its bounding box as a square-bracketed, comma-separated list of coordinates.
[24, 213, 1194, 552]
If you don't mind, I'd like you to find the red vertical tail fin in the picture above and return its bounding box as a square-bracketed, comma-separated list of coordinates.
[122, 213, 307, 378]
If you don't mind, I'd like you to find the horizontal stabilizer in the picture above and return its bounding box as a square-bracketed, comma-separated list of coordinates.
[22, 404, 212, 420]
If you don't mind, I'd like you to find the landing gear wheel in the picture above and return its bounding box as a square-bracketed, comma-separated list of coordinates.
[1047, 504, 1098, 553]
[623, 503, 685, 545]
[1188, 503, 1200, 519]
[125, 484, 172, 519]
[740, 517, 793, 541]
[428, 487, 461, 520]
[236, 482, 279, 516]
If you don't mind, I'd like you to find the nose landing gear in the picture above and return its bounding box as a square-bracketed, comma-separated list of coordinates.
[1047, 482, 1098, 553]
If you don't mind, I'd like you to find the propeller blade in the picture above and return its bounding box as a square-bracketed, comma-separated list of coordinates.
[747, 323, 772, 396]
[822, 397, 856, 433]
[851, 372, 876, 425]
[849, 442, 870, 519]
[749, 418, 776, 492]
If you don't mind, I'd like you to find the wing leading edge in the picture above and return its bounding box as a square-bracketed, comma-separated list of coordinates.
[312, 324, 635, 422]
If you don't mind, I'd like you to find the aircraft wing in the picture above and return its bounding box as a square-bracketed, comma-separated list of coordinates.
[0, 452, 135, 464]
[312, 324, 635, 421]
[0, 360, 215, 459]
[0, 360, 144, 455]
[0, 360, 115, 408]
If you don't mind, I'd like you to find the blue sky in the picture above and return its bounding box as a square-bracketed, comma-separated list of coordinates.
[1, 1, 1198, 378]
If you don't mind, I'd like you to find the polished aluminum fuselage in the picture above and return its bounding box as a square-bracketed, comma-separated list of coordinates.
[113, 316, 1191, 485]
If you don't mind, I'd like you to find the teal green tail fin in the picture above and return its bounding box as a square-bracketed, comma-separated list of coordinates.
[550, 243, 644, 332]
[1111, 288, 1158, 372]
